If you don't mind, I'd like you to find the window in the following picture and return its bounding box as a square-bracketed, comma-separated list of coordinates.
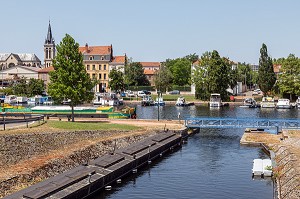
[101, 56, 104, 60]
[92, 65, 95, 70]
[89, 56, 94, 60]
[99, 74, 102, 79]
[87, 65, 90, 70]
[104, 64, 106, 70]
[104, 74, 106, 80]
[99, 65, 102, 70]
[92, 74, 96, 79]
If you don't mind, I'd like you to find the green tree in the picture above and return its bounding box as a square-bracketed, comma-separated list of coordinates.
[154, 65, 173, 92]
[258, 43, 276, 96]
[278, 54, 300, 99]
[108, 69, 124, 92]
[28, 78, 45, 96]
[48, 34, 96, 122]
[193, 50, 231, 100]
[184, 53, 199, 63]
[124, 62, 150, 87]
[12, 77, 28, 95]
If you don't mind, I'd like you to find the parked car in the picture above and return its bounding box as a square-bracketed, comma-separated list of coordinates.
[142, 90, 151, 95]
[127, 91, 135, 97]
[253, 89, 262, 95]
[137, 91, 146, 97]
[168, 90, 180, 95]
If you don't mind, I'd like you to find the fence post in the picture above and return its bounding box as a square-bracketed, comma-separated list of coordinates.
[27, 119, 28, 128]
[3, 113, 5, 131]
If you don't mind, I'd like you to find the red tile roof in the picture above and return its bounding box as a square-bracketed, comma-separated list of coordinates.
[140, 62, 161, 67]
[112, 56, 125, 63]
[273, 64, 281, 73]
[79, 45, 112, 55]
[144, 69, 156, 75]
[38, 66, 54, 73]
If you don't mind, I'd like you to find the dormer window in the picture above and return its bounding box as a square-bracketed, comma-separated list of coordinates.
[101, 56, 104, 60]
[89, 56, 94, 60]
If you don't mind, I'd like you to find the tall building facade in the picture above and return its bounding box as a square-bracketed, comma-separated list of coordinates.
[44, 21, 55, 67]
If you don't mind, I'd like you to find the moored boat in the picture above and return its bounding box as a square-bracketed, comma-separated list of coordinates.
[175, 96, 194, 106]
[276, 98, 291, 109]
[260, 97, 275, 108]
[154, 97, 165, 106]
[296, 97, 300, 108]
[241, 98, 259, 108]
[209, 93, 223, 107]
[141, 95, 154, 106]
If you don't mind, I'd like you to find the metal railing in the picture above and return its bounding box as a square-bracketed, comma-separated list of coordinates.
[0, 113, 44, 130]
[185, 117, 300, 134]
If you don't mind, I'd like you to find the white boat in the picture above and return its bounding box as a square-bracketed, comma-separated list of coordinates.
[241, 98, 258, 108]
[296, 97, 300, 108]
[43, 96, 54, 105]
[175, 96, 194, 106]
[17, 96, 28, 104]
[276, 98, 291, 109]
[4, 95, 18, 104]
[210, 93, 223, 107]
[141, 95, 154, 106]
[155, 97, 165, 106]
[260, 97, 275, 108]
[93, 93, 121, 106]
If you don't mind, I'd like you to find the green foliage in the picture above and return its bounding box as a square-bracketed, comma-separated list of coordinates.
[258, 43, 276, 95]
[28, 78, 45, 97]
[48, 34, 96, 121]
[12, 77, 27, 95]
[127, 86, 155, 91]
[193, 51, 231, 100]
[0, 87, 13, 95]
[184, 53, 199, 63]
[124, 62, 150, 86]
[10, 77, 45, 96]
[165, 58, 191, 86]
[154, 65, 173, 92]
[108, 69, 124, 92]
[278, 54, 300, 98]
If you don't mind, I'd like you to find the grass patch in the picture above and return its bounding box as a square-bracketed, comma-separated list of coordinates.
[47, 120, 140, 131]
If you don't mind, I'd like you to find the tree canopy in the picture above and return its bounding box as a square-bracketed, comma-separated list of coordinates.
[193, 50, 231, 100]
[124, 62, 150, 87]
[258, 43, 276, 95]
[108, 69, 125, 92]
[278, 54, 300, 99]
[48, 34, 96, 121]
[154, 65, 173, 92]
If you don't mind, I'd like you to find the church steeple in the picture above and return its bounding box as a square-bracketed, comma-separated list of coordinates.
[44, 20, 56, 67]
[45, 21, 54, 44]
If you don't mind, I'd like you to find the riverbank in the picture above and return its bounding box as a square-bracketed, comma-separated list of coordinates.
[240, 130, 300, 199]
[0, 119, 184, 198]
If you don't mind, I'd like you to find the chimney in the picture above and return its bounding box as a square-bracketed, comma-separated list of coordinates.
[85, 43, 88, 52]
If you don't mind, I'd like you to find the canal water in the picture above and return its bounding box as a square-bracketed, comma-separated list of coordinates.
[92, 105, 299, 199]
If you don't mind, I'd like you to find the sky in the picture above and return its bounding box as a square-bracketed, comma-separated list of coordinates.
[1, 0, 300, 65]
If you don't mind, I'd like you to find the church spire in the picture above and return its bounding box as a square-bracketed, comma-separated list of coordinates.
[45, 20, 54, 44]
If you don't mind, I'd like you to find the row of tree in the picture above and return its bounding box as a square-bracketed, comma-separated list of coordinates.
[0, 77, 45, 97]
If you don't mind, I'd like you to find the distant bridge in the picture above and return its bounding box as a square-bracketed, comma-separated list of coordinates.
[184, 117, 300, 134]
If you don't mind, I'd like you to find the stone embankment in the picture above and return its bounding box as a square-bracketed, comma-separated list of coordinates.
[241, 130, 300, 199]
[0, 128, 159, 197]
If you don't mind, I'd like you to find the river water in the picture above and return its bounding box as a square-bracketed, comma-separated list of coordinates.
[92, 105, 299, 199]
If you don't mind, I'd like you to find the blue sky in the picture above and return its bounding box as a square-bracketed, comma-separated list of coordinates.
[1, 0, 300, 64]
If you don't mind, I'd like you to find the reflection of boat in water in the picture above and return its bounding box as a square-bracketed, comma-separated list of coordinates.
[141, 95, 154, 106]
[241, 98, 259, 108]
[175, 96, 194, 106]
[276, 99, 291, 109]
[260, 97, 275, 108]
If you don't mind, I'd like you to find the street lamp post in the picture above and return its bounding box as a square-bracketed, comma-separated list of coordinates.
[157, 91, 161, 121]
